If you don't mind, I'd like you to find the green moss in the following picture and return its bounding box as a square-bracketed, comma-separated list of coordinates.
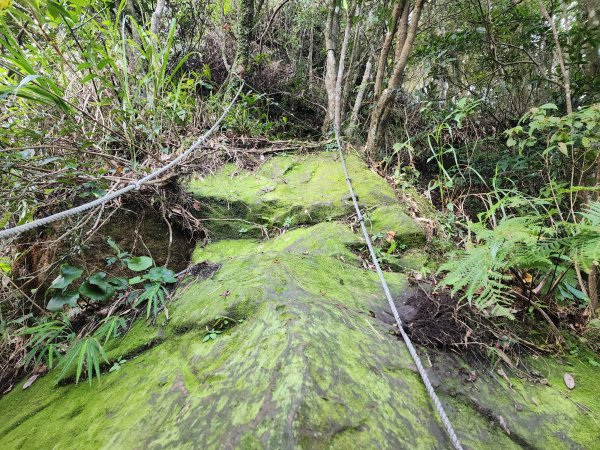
[188, 154, 398, 239]
[2, 153, 598, 449]
[366, 205, 425, 247]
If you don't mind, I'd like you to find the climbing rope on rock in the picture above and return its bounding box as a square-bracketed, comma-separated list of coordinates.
[333, 127, 464, 450]
[0, 83, 244, 241]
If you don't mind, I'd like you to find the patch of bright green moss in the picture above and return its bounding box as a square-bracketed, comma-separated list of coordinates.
[188, 153, 399, 238]
[366, 205, 425, 247]
[2, 153, 598, 449]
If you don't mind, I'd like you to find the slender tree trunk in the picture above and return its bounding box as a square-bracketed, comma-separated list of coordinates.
[365, 0, 424, 159]
[346, 55, 373, 138]
[233, 0, 255, 80]
[150, 0, 166, 36]
[373, 0, 405, 100]
[341, 11, 363, 123]
[308, 22, 314, 91]
[323, 0, 339, 132]
[333, 3, 356, 132]
[538, 0, 572, 114]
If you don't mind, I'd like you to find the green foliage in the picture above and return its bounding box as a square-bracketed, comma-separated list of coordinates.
[56, 337, 107, 385]
[440, 202, 600, 318]
[0, 0, 202, 227]
[126, 256, 154, 272]
[223, 91, 278, 136]
[132, 282, 170, 319]
[94, 316, 128, 345]
[16, 246, 177, 384]
[17, 315, 73, 370]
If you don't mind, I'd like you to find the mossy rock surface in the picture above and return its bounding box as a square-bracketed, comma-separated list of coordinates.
[1, 153, 599, 449]
[187, 153, 406, 239]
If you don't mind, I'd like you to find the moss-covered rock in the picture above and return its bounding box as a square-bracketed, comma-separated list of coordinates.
[188, 153, 400, 238]
[366, 205, 425, 247]
[1, 152, 598, 449]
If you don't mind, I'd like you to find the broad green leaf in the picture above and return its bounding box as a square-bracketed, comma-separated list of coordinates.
[47, 291, 79, 312]
[49, 265, 83, 290]
[143, 267, 177, 283]
[107, 277, 129, 290]
[126, 256, 153, 271]
[79, 273, 115, 302]
[539, 103, 558, 110]
[128, 276, 144, 285]
[0, 257, 11, 274]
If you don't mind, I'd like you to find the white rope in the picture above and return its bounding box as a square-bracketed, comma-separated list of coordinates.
[333, 129, 463, 450]
[0, 84, 244, 240]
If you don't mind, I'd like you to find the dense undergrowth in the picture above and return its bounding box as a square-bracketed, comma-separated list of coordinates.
[1, 0, 599, 390]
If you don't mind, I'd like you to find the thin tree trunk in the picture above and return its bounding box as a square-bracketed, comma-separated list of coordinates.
[233, 0, 255, 80]
[393, 0, 410, 64]
[341, 11, 363, 122]
[150, 0, 166, 36]
[308, 22, 314, 91]
[538, 0, 572, 114]
[346, 55, 373, 138]
[373, 0, 405, 100]
[365, 0, 425, 159]
[323, 0, 339, 132]
[334, 3, 356, 132]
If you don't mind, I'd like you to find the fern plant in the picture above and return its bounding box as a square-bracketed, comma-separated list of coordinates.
[440, 202, 600, 319]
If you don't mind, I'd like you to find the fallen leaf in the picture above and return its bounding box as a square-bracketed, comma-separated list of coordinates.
[497, 367, 513, 388]
[498, 415, 510, 435]
[563, 373, 575, 390]
[22, 374, 39, 390]
[494, 347, 514, 368]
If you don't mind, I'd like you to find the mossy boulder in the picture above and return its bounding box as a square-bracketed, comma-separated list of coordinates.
[1, 152, 598, 449]
[187, 153, 404, 239]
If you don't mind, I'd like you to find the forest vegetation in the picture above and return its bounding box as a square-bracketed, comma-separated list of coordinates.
[0, 0, 598, 397]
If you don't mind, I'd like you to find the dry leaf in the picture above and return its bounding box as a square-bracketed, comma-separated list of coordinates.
[563, 373, 575, 390]
[498, 415, 511, 435]
[22, 374, 39, 390]
[497, 367, 513, 388]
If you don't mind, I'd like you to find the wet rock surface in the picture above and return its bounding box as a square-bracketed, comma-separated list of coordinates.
[1, 153, 598, 449]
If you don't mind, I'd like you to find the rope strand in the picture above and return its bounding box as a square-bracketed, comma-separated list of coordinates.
[333, 128, 464, 450]
[0, 83, 244, 240]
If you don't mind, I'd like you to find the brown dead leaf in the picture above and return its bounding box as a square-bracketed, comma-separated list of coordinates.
[498, 415, 511, 435]
[497, 367, 513, 388]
